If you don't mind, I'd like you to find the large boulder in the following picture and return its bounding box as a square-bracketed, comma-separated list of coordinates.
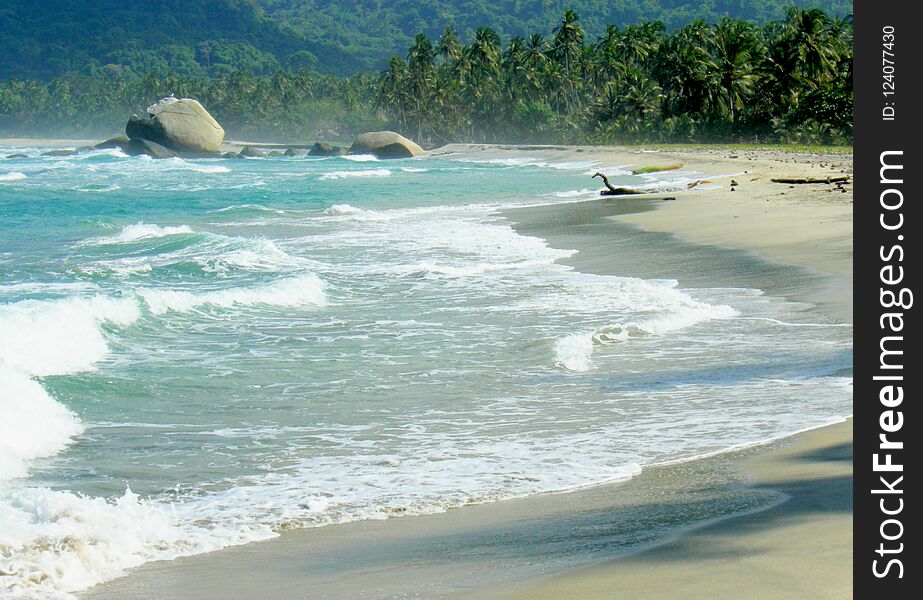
[348, 131, 424, 159]
[125, 97, 224, 153]
[309, 142, 347, 156]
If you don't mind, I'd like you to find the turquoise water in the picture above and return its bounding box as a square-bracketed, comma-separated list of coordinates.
[0, 148, 851, 597]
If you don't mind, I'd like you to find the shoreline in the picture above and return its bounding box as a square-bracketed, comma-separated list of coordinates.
[493, 418, 852, 600]
[82, 422, 852, 600]
[434, 142, 852, 278]
[7, 141, 852, 598]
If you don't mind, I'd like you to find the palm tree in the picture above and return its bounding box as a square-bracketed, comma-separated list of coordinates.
[551, 10, 584, 113]
[710, 18, 760, 123]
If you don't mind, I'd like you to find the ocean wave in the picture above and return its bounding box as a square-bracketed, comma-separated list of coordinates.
[76, 184, 122, 193]
[0, 293, 138, 494]
[189, 164, 231, 174]
[553, 188, 598, 198]
[211, 204, 286, 215]
[342, 154, 379, 162]
[455, 156, 599, 171]
[318, 168, 391, 181]
[323, 203, 363, 215]
[552, 286, 738, 371]
[0, 295, 140, 377]
[138, 273, 327, 315]
[84, 222, 194, 245]
[0, 366, 84, 482]
[0, 171, 27, 182]
[79, 231, 310, 276]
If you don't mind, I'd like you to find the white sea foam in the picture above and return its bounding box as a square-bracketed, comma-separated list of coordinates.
[342, 154, 379, 162]
[0, 367, 84, 481]
[72, 148, 129, 160]
[190, 164, 231, 174]
[86, 222, 194, 245]
[324, 203, 363, 215]
[138, 273, 327, 315]
[0, 296, 140, 377]
[0, 485, 274, 599]
[79, 232, 311, 276]
[456, 156, 599, 171]
[553, 188, 598, 198]
[77, 184, 122, 193]
[318, 168, 391, 181]
[211, 204, 286, 215]
[548, 279, 739, 371]
[0, 172, 27, 182]
[553, 334, 597, 371]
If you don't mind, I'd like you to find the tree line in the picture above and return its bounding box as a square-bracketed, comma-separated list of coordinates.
[376, 7, 852, 145]
[0, 8, 851, 145]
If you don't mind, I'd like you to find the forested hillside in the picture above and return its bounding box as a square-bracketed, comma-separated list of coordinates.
[1, 0, 851, 79]
[0, 8, 851, 146]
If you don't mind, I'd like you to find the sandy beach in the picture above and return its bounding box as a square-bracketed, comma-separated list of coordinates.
[71, 143, 853, 599]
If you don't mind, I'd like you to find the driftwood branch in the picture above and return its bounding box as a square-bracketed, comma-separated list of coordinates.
[771, 176, 850, 184]
[592, 172, 645, 196]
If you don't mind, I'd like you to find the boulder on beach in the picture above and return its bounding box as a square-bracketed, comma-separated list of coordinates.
[309, 142, 347, 156]
[126, 97, 224, 153]
[284, 148, 308, 157]
[348, 131, 423, 159]
[124, 138, 177, 159]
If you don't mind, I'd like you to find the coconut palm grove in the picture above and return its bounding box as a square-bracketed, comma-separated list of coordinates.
[0, 7, 851, 145]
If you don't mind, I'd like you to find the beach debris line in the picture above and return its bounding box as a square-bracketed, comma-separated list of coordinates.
[770, 176, 850, 184]
[631, 163, 683, 174]
[592, 172, 644, 196]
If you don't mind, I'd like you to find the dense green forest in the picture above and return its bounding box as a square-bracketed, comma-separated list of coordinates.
[0, 8, 851, 145]
[1, 1, 851, 79]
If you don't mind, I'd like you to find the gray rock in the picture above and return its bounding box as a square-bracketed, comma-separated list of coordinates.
[95, 134, 131, 150]
[284, 148, 308, 156]
[309, 142, 347, 156]
[124, 138, 178, 159]
[349, 131, 424, 159]
[125, 97, 224, 153]
[41, 149, 76, 157]
[238, 146, 266, 158]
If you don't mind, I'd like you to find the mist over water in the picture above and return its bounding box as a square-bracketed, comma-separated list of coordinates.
[0, 148, 851, 598]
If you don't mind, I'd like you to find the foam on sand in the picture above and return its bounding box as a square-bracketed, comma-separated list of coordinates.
[0, 484, 274, 599]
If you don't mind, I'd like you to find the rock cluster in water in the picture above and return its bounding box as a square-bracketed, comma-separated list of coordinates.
[5, 96, 427, 160]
